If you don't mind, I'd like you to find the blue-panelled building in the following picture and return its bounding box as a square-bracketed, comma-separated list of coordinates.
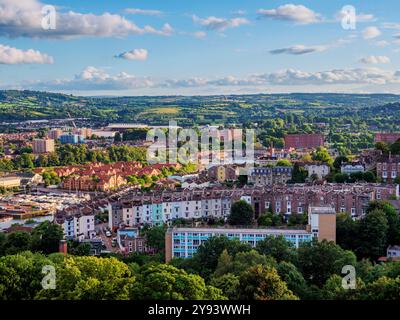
[165, 227, 313, 261]
[60, 133, 85, 144]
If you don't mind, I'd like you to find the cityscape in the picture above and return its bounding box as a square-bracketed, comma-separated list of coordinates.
[1, 0, 400, 310]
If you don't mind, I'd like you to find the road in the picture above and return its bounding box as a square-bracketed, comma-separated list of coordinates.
[96, 222, 121, 254]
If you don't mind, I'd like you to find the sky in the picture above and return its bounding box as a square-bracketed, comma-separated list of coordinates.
[0, 0, 400, 96]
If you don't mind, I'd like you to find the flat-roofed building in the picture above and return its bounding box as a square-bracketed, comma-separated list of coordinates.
[284, 133, 324, 149]
[248, 166, 293, 186]
[32, 138, 55, 154]
[48, 129, 63, 140]
[0, 176, 21, 188]
[165, 205, 336, 262]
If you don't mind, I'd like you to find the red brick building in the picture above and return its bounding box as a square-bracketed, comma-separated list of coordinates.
[376, 154, 400, 183]
[375, 133, 400, 144]
[284, 134, 324, 149]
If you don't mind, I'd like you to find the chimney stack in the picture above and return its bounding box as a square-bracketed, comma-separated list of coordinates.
[59, 240, 68, 255]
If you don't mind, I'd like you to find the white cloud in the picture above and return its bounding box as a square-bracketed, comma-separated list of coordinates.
[124, 8, 162, 16]
[192, 15, 249, 31]
[0, 44, 53, 64]
[382, 22, 400, 30]
[32, 66, 154, 90]
[115, 49, 148, 61]
[232, 10, 246, 16]
[192, 31, 206, 39]
[164, 68, 400, 87]
[0, 0, 173, 39]
[18, 66, 400, 92]
[359, 55, 390, 64]
[257, 4, 320, 24]
[373, 40, 390, 47]
[270, 44, 328, 55]
[362, 26, 381, 39]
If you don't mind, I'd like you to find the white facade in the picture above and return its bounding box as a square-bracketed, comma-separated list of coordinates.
[305, 164, 330, 179]
[341, 164, 365, 175]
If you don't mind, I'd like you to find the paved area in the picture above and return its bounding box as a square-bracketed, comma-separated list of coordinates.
[96, 222, 121, 253]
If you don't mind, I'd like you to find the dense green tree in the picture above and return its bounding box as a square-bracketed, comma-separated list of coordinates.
[210, 273, 240, 300]
[228, 200, 254, 226]
[297, 240, 357, 287]
[358, 276, 400, 300]
[333, 155, 349, 171]
[238, 265, 298, 300]
[311, 147, 333, 166]
[375, 141, 390, 154]
[31, 221, 64, 254]
[367, 201, 400, 246]
[0, 251, 55, 300]
[290, 163, 307, 183]
[336, 212, 358, 251]
[276, 159, 292, 167]
[256, 235, 296, 263]
[141, 225, 168, 254]
[277, 261, 308, 299]
[357, 209, 389, 259]
[4, 232, 31, 255]
[68, 241, 91, 256]
[37, 255, 135, 300]
[193, 236, 251, 279]
[131, 264, 226, 300]
[390, 139, 400, 155]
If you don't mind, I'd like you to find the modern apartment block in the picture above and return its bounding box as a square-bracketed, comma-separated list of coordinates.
[32, 138, 55, 154]
[284, 133, 324, 149]
[47, 128, 63, 140]
[248, 166, 293, 186]
[165, 205, 336, 262]
[59, 133, 85, 144]
[108, 183, 398, 230]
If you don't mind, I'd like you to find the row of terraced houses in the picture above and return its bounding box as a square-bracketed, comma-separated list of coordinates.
[107, 183, 398, 230]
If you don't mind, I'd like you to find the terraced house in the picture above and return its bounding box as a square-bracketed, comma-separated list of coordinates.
[107, 183, 398, 230]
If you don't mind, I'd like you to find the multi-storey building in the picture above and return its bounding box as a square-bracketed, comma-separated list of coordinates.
[304, 163, 330, 179]
[375, 133, 400, 144]
[107, 183, 398, 230]
[248, 166, 293, 186]
[32, 138, 55, 154]
[73, 128, 93, 139]
[284, 133, 324, 149]
[47, 129, 63, 140]
[165, 205, 336, 262]
[376, 154, 400, 183]
[60, 133, 85, 144]
[55, 207, 96, 240]
[117, 227, 156, 255]
[341, 163, 365, 175]
[206, 164, 241, 182]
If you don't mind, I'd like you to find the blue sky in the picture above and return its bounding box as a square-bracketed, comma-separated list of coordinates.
[0, 0, 400, 95]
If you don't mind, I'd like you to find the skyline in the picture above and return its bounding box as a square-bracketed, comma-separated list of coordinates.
[1, 0, 400, 95]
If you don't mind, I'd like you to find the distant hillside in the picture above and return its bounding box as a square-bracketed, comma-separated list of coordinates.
[0, 90, 399, 125]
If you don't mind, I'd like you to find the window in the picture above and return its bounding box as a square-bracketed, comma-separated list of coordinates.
[298, 207, 303, 213]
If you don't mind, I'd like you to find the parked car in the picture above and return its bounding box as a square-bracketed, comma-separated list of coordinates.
[105, 231, 112, 237]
